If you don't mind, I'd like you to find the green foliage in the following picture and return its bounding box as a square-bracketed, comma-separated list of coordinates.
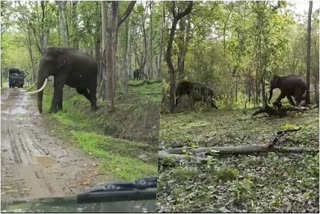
[229, 178, 255, 205]
[215, 168, 240, 182]
[171, 167, 199, 181]
[162, 1, 318, 109]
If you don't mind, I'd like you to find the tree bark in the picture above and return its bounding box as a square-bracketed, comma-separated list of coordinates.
[102, 1, 136, 111]
[149, 2, 153, 80]
[306, 0, 313, 104]
[70, 2, 79, 48]
[26, 25, 36, 83]
[57, 1, 69, 47]
[123, 17, 132, 94]
[142, 6, 148, 79]
[177, 15, 190, 78]
[157, 2, 165, 80]
[105, 2, 118, 111]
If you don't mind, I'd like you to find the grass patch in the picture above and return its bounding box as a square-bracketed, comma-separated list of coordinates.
[39, 81, 161, 181]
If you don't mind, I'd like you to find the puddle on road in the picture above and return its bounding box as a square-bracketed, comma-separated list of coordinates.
[32, 156, 56, 168]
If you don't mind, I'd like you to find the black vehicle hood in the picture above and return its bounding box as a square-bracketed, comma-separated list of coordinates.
[1, 197, 156, 212]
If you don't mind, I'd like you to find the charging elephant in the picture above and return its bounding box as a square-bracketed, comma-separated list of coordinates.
[28, 47, 98, 113]
[175, 80, 218, 109]
[268, 75, 307, 107]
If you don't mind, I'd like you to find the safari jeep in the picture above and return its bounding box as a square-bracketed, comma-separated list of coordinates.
[9, 68, 26, 88]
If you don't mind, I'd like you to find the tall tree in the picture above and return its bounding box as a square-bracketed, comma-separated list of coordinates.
[306, 0, 313, 104]
[166, 1, 193, 113]
[57, 1, 69, 47]
[101, 1, 136, 112]
[157, 2, 166, 80]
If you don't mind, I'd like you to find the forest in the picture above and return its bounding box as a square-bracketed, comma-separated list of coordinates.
[1, 1, 165, 108]
[158, 1, 319, 213]
[160, 1, 319, 112]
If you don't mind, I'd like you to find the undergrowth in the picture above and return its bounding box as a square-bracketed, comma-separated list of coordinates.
[158, 106, 319, 212]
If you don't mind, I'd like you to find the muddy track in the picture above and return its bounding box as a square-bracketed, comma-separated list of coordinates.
[1, 88, 112, 201]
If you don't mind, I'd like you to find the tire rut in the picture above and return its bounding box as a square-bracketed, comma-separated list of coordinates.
[1, 88, 113, 202]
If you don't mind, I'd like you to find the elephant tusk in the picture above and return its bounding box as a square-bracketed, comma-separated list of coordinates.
[27, 78, 48, 94]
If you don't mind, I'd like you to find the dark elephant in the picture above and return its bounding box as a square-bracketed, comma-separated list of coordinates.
[175, 80, 218, 109]
[133, 69, 142, 80]
[28, 47, 98, 113]
[133, 69, 147, 80]
[268, 75, 307, 107]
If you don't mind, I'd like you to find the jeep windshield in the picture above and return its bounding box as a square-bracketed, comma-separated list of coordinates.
[9, 68, 24, 76]
[1, 177, 157, 212]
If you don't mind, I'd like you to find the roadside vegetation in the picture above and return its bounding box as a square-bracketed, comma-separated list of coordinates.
[30, 80, 161, 180]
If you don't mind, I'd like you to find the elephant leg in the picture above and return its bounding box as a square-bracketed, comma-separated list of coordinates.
[76, 88, 91, 101]
[175, 96, 179, 107]
[286, 95, 296, 106]
[58, 96, 63, 111]
[88, 86, 98, 111]
[273, 93, 286, 107]
[294, 90, 304, 106]
[50, 82, 64, 113]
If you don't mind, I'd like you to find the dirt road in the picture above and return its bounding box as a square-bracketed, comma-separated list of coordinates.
[1, 88, 112, 201]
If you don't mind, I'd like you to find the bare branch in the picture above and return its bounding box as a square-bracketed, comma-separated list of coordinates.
[171, 1, 176, 17]
[175, 1, 193, 20]
[118, 1, 136, 27]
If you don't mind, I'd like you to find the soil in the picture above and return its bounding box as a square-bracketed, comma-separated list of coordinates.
[1, 88, 113, 202]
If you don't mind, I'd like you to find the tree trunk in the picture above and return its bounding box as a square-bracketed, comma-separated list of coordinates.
[70, 2, 79, 48]
[123, 17, 132, 94]
[157, 2, 165, 80]
[101, 2, 107, 102]
[166, 2, 193, 113]
[142, 6, 148, 79]
[57, 1, 69, 47]
[105, 2, 118, 111]
[149, 2, 153, 80]
[102, 1, 136, 111]
[306, 0, 313, 104]
[26, 25, 36, 83]
[177, 16, 186, 78]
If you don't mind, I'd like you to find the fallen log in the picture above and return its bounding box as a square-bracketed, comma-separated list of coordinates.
[159, 128, 317, 161]
[252, 104, 309, 117]
[161, 144, 318, 156]
[158, 145, 319, 161]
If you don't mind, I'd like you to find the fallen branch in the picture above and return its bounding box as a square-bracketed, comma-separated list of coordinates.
[161, 144, 318, 155]
[159, 128, 318, 162]
[252, 104, 309, 117]
[159, 145, 319, 161]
